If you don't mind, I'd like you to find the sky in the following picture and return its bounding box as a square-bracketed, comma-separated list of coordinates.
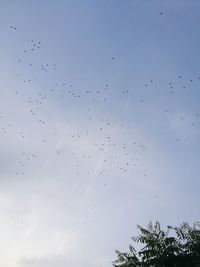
[0, 0, 200, 266]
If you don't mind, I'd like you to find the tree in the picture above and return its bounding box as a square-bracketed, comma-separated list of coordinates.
[113, 221, 200, 267]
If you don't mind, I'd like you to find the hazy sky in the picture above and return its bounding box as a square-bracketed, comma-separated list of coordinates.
[0, 1, 200, 267]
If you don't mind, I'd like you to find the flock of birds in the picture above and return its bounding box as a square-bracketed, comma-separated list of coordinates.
[1, 22, 200, 225]
[4, 24, 200, 177]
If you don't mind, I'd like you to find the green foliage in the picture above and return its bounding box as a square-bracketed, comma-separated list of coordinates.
[113, 221, 200, 267]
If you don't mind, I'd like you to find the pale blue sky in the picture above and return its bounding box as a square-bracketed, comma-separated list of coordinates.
[0, 1, 200, 267]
